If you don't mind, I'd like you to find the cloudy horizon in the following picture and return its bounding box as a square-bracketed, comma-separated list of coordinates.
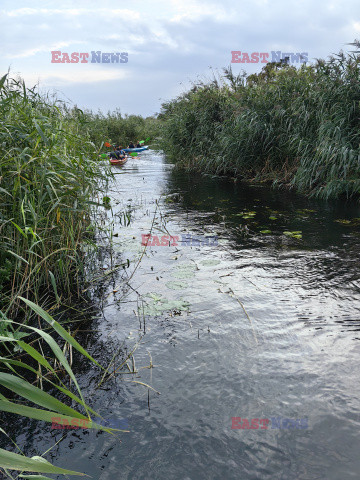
[1, 0, 359, 117]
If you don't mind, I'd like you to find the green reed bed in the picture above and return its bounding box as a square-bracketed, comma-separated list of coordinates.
[158, 43, 360, 199]
[81, 109, 160, 148]
[0, 74, 111, 311]
[0, 74, 141, 477]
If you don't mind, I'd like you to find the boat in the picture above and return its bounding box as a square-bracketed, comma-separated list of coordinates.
[122, 146, 149, 153]
[109, 157, 128, 166]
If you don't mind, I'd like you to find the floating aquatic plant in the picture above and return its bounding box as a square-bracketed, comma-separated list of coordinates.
[143, 293, 190, 315]
[283, 231, 302, 239]
[200, 259, 221, 266]
[234, 210, 257, 219]
[172, 263, 197, 279]
[334, 218, 360, 226]
[165, 280, 189, 290]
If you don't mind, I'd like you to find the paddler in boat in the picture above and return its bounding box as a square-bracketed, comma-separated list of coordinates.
[117, 146, 126, 157]
[128, 141, 135, 148]
[109, 146, 126, 160]
[136, 141, 142, 148]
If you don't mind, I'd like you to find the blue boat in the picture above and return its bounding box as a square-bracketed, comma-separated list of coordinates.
[122, 146, 149, 153]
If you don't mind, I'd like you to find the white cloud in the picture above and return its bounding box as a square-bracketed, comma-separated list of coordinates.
[4, 42, 73, 59]
[23, 69, 128, 87]
[2, 8, 140, 18]
[169, 0, 232, 22]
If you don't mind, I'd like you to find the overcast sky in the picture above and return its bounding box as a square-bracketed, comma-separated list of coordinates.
[1, 0, 359, 116]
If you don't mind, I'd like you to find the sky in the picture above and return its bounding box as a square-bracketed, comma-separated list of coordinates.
[1, 0, 359, 117]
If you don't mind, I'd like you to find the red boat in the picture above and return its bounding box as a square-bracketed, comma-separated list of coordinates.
[109, 157, 128, 166]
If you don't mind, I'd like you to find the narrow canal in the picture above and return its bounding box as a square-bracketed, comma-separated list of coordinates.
[13, 150, 360, 479]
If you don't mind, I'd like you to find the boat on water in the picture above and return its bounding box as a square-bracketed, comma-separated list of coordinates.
[109, 157, 128, 166]
[122, 146, 149, 153]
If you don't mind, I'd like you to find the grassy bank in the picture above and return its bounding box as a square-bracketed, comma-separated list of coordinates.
[159, 43, 360, 200]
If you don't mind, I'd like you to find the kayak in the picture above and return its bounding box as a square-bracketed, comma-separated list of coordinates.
[122, 146, 149, 153]
[110, 157, 128, 166]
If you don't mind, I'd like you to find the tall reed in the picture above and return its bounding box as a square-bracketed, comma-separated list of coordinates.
[81, 109, 160, 147]
[158, 43, 360, 199]
[0, 74, 149, 477]
[0, 74, 110, 311]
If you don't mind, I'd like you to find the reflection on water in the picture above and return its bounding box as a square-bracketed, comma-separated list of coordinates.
[3, 151, 360, 480]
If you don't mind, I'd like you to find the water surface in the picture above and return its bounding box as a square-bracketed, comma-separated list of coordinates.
[5, 151, 360, 480]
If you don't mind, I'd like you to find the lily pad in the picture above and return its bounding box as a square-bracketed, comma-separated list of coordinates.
[283, 231, 302, 239]
[335, 218, 360, 226]
[297, 209, 316, 214]
[200, 259, 221, 266]
[335, 219, 352, 225]
[234, 210, 256, 219]
[113, 238, 143, 254]
[175, 262, 197, 271]
[166, 280, 189, 290]
[146, 292, 163, 302]
[172, 263, 197, 279]
[172, 270, 196, 279]
[142, 296, 190, 316]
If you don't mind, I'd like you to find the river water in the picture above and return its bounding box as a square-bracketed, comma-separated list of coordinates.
[7, 150, 360, 479]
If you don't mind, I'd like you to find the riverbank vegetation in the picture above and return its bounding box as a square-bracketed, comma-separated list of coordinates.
[159, 42, 360, 200]
[0, 74, 112, 313]
[82, 109, 160, 148]
[0, 75, 160, 312]
[0, 74, 146, 477]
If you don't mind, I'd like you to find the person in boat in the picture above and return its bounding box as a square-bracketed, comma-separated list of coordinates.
[110, 147, 126, 160]
[136, 141, 141, 148]
[109, 151, 120, 160]
[117, 146, 126, 156]
[128, 141, 135, 148]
